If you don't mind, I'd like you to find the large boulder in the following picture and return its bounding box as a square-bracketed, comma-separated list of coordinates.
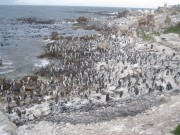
[0, 78, 11, 90]
[76, 16, 88, 24]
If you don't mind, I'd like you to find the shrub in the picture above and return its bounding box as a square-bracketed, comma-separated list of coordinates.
[142, 33, 154, 41]
[164, 23, 180, 35]
[171, 124, 180, 135]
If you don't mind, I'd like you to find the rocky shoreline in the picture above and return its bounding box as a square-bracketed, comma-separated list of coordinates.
[0, 6, 180, 135]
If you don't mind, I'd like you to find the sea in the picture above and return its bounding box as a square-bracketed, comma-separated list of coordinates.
[0, 5, 140, 79]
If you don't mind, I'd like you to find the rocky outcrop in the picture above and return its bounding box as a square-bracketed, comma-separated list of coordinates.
[117, 10, 129, 18]
[22, 75, 38, 82]
[76, 16, 88, 24]
[17, 17, 55, 24]
[0, 78, 11, 90]
[137, 13, 155, 35]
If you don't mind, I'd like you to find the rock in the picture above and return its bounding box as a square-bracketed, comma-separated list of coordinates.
[131, 31, 138, 38]
[51, 32, 59, 40]
[15, 82, 23, 90]
[0, 77, 3, 85]
[157, 7, 167, 13]
[28, 114, 34, 120]
[76, 16, 88, 24]
[26, 103, 51, 119]
[25, 86, 35, 92]
[1, 81, 11, 90]
[138, 17, 146, 27]
[17, 17, 55, 24]
[0, 60, 2, 66]
[0, 111, 16, 134]
[117, 10, 129, 18]
[43, 35, 48, 40]
[146, 14, 155, 25]
[22, 75, 38, 82]
[97, 43, 108, 51]
[116, 26, 128, 36]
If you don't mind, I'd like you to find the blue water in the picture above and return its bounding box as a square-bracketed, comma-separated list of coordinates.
[0, 5, 124, 19]
[0, 6, 131, 79]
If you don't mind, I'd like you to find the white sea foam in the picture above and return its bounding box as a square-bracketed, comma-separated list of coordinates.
[108, 12, 118, 15]
[0, 70, 15, 75]
[3, 61, 13, 65]
[34, 59, 49, 67]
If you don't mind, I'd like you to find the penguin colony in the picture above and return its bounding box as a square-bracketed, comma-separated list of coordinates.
[0, 13, 180, 126]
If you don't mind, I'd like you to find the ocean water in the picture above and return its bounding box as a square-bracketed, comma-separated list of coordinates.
[0, 5, 132, 79]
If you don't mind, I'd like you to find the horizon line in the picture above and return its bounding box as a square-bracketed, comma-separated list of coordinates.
[0, 4, 155, 9]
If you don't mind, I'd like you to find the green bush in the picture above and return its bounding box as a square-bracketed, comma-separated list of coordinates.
[142, 33, 154, 41]
[164, 23, 180, 35]
[172, 125, 180, 135]
[153, 32, 161, 36]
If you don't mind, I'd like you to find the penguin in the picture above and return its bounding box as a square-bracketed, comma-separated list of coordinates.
[106, 93, 110, 102]
[16, 108, 22, 118]
[134, 88, 139, 95]
[159, 85, 164, 92]
[119, 91, 123, 98]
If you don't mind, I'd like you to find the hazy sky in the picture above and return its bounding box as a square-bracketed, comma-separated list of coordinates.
[0, 0, 179, 8]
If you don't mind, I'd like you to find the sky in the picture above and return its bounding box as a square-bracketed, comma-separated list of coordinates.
[0, 0, 179, 8]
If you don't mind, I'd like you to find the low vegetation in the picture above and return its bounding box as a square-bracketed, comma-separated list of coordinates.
[171, 125, 180, 135]
[142, 32, 155, 41]
[164, 23, 180, 35]
[153, 32, 161, 36]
